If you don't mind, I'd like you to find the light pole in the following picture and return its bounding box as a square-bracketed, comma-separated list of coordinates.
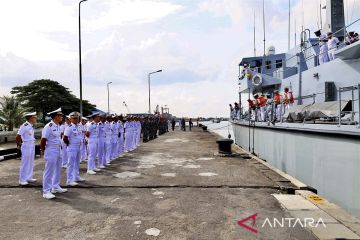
[79, 0, 87, 117]
[107, 82, 112, 114]
[148, 69, 162, 114]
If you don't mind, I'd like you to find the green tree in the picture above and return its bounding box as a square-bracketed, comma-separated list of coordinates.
[11, 79, 96, 123]
[0, 95, 26, 131]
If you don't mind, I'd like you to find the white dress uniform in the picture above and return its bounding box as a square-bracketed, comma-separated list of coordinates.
[130, 121, 136, 151]
[124, 121, 131, 152]
[60, 123, 69, 167]
[79, 121, 87, 162]
[86, 120, 99, 173]
[18, 119, 36, 184]
[42, 120, 63, 194]
[265, 98, 273, 121]
[319, 35, 329, 64]
[117, 121, 124, 157]
[130, 121, 136, 150]
[64, 122, 83, 184]
[104, 120, 112, 163]
[327, 36, 340, 61]
[97, 121, 106, 168]
[110, 121, 118, 160]
[85, 120, 92, 160]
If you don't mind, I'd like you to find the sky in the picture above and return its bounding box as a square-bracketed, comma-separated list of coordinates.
[0, 0, 359, 117]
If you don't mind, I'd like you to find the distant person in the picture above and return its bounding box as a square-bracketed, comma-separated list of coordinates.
[234, 102, 239, 116]
[171, 118, 176, 131]
[229, 104, 234, 119]
[189, 118, 193, 131]
[196, 118, 199, 126]
[16, 112, 37, 186]
[265, 94, 273, 122]
[60, 116, 71, 168]
[181, 118, 186, 131]
[283, 87, 294, 108]
[327, 32, 340, 61]
[319, 34, 329, 64]
[241, 64, 251, 80]
[346, 31, 359, 45]
[272, 90, 282, 123]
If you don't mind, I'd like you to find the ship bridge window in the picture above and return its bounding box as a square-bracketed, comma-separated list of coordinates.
[276, 60, 283, 68]
[265, 60, 272, 69]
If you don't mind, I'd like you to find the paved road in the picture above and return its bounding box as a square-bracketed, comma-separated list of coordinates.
[0, 128, 316, 240]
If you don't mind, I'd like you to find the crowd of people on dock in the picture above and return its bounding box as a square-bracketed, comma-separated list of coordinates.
[178, 118, 194, 131]
[230, 87, 294, 123]
[16, 109, 169, 200]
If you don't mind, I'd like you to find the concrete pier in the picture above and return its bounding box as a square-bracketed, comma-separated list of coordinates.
[0, 127, 358, 239]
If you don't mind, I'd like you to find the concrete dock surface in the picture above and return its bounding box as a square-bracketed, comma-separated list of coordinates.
[0, 127, 359, 239]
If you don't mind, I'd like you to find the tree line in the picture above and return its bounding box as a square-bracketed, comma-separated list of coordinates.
[0, 79, 96, 131]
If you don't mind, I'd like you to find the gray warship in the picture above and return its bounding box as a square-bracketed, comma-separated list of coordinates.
[231, 0, 360, 218]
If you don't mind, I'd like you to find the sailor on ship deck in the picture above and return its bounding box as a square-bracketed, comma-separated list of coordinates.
[327, 32, 340, 61]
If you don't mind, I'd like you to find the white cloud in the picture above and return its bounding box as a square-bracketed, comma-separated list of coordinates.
[1, 0, 358, 117]
[0, 0, 182, 61]
[83, 0, 183, 31]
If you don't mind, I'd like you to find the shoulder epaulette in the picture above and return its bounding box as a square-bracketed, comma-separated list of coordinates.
[24, 123, 28, 126]
[91, 122, 94, 125]
[49, 123, 53, 127]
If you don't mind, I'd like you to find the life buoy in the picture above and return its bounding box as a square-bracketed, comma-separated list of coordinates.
[252, 73, 263, 86]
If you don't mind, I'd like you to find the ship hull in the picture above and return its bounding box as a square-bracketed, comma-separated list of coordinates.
[231, 120, 360, 218]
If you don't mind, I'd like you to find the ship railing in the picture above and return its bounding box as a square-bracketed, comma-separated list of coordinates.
[235, 85, 360, 126]
[338, 85, 360, 127]
[245, 17, 360, 78]
[301, 17, 360, 64]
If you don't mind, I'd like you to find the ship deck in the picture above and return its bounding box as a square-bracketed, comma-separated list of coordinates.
[232, 119, 360, 138]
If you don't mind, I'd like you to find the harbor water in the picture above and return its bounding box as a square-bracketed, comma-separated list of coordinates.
[200, 121, 234, 140]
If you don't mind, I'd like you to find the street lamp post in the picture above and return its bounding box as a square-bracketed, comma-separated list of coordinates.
[107, 82, 112, 114]
[79, 0, 87, 117]
[148, 69, 162, 114]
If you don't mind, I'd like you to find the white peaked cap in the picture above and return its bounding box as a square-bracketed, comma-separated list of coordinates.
[47, 107, 63, 115]
[24, 112, 37, 117]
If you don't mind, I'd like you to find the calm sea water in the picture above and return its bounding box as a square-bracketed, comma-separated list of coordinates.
[200, 121, 234, 140]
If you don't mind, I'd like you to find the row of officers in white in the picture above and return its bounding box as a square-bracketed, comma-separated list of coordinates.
[16, 108, 142, 200]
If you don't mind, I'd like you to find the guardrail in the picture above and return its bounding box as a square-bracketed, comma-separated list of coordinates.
[231, 84, 360, 126]
[338, 85, 360, 127]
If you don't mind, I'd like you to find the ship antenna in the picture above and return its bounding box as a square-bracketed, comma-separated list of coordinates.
[320, 0, 323, 28]
[288, 0, 291, 50]
[301, 0, 304, 32]
[294, 18, 297, 47]
[263, 0, 266, 56]
[254, 10, 256, 57]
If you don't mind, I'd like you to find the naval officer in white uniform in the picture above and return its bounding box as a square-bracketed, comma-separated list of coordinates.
[327, 32, 340, 61]
[319, 34, 329, 64]
[41, 108, 68, 200]
[85, 112, 100, 175]
[16, 112, 37, 186]
[63, 112, 85, 186]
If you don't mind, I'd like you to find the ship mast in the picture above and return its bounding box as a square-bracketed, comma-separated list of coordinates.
[254, 10, 256, 57]
[294, 18, 297, 47]
[288, 0, 291, 50]
[262, 0, 266, 56]
[320, 0, 323, 28]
